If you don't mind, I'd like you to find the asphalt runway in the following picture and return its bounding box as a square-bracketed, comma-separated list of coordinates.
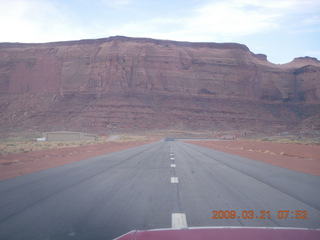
[0, 140, 319, 239]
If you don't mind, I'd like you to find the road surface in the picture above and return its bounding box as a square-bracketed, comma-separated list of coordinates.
[0, 140, 319, 239]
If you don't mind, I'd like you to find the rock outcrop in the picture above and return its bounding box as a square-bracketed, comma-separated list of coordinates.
[0, 36, 319, 134]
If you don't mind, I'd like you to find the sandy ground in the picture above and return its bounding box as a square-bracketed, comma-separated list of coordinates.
[187, 140, 320, 176]
[0, 139, 158, 181]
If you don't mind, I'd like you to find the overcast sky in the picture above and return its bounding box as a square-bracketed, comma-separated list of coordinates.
[0, 0, 319, 64]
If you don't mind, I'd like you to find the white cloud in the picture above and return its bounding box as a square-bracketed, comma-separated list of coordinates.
[302, 15, 320, 26]
[182, 0, 320, 39]
[103, 0, 283, 42]
[1, 0, 319, 45]
[103, 0, 295, 42]
[147, 0, 320, 42]
[100, 0, 133, 8]
[186, 1, 280, 39]
[0, 0, 86, 43]
[103, 16, 185, 40]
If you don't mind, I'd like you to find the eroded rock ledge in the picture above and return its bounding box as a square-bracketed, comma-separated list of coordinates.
[0, 36, 319, 133]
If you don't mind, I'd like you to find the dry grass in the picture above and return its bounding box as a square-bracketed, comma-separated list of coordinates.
[256, 136, 320, 145]
[0, 134, 149, 156]
[115, 135, 148, 142]
[0, 140, 92, 156]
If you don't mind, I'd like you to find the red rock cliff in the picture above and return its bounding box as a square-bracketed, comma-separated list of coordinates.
[0, 36, 319, 133]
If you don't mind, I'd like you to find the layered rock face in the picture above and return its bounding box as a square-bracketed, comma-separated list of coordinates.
[0, 36, 319, 134]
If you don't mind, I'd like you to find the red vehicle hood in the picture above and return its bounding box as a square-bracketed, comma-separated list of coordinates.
[115, 227, 320, 240]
